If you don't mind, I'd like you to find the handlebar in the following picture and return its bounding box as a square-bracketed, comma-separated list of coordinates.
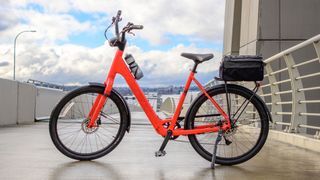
[105, 10, 143, 47]
[114, 10, 122, 40]
[130, 24, 144, 30]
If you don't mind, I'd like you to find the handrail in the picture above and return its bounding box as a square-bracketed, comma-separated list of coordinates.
[259, 34, 320, 138]
[264, 34, 320, 63]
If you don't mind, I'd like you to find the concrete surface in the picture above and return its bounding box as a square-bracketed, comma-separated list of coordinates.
[269, 129, 320, 153]
[223, 0, 242, 55]
[0, 121, 320, 180]
[280, 0, 320, 39]
[0, 79, 37, 125]
[17, 82, 36, 124]
[239, 0, 259, 48]
[224, 0, 320, 56]
[0, 78, 18, 125]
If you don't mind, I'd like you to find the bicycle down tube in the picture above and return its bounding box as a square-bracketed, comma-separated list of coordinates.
[87, 49, 231, 136]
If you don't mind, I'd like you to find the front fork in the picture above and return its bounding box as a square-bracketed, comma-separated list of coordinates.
[87, 94, 107, 128]
[87, 70, 114, 128]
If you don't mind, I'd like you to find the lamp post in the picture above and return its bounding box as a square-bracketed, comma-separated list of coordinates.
[13, 30, 36, 80]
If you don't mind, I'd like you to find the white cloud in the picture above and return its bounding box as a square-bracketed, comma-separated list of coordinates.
[127, 44, 221, 76]
[0, 43, 114, 83]
[0, 62, 9, 67]
[0, 0, 225, 85]
[0, 42, 221, 86]
[6, 0, 225, 45]
[126, 44, 222, 86]
[0, 1, 19, 31]
[111, 0, 225, 45]
[0, 1, 93, 45]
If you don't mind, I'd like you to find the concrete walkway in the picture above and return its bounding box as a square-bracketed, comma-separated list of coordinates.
[0, 122, 320, 180]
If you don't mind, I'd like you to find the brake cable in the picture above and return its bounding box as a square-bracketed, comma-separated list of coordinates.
[104, 21, 114, 41]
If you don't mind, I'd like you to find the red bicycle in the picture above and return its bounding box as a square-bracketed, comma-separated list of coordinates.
[49, 11, 270, 167]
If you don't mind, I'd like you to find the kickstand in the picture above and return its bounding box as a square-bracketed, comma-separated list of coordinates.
[211, 129, 223, 169]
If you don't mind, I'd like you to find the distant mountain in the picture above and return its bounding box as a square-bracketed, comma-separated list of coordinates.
[27, 79, 200, 96]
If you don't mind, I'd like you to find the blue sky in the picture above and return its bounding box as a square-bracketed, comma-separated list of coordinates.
[0, 0, 225, 86]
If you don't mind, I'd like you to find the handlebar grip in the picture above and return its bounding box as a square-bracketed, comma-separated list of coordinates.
[116, 10, 122, 18]
[115, 10, 122, 39]
[131, 25, 144, 30]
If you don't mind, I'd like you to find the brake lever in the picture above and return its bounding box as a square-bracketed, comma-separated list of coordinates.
[127, 31, 135, 36]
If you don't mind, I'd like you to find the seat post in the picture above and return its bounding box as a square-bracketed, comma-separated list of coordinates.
[192, 62, 199, 73]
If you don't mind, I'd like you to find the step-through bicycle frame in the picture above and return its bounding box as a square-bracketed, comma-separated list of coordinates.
[87, 49, 231, 137]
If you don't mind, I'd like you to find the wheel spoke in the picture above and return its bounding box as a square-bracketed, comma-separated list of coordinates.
[50, 87, 124, 159]
[187, 86, 269, 164]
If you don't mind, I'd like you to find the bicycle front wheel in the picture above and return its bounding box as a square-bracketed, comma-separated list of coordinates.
[185, 84, 269, 165]
[49, 86, 128, 160]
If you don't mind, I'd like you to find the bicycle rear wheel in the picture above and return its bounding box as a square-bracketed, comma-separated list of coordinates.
[185, 84, 269, 165]
[49, 86, 128, 160]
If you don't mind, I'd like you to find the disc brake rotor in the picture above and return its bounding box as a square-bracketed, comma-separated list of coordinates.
[81, 118, 99, 134]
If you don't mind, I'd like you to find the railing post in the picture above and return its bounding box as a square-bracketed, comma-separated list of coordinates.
[283, 54, 307, 133]
[314, 41, 320, 62]
[315, 131, 320, 139]
[265, 64, 282, 130]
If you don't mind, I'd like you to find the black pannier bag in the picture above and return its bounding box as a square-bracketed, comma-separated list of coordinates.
[219, 55, 265, 81]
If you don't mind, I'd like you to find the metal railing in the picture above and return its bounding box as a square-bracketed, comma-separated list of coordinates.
[260, 34, 320, 138]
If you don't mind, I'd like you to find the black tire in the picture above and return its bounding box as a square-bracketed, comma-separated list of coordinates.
[49, 86, 128, 160]
[185, 84, 269, 165]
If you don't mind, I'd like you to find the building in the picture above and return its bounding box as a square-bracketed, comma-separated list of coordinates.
[223, 0, 320, 134]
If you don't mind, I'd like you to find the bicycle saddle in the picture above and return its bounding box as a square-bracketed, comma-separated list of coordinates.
[181, 53, 214, 63]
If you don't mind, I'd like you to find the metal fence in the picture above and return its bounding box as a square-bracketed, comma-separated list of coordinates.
[260, 34, 320, 139]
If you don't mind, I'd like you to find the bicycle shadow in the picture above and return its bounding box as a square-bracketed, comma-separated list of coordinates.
[49, 161, 258, 180]
[189, 165, 258, 180]
[49, 161, 123, 180]
[153, 164, 257, 180]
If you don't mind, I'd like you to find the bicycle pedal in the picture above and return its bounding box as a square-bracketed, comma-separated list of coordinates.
[155, 150, 166, 157]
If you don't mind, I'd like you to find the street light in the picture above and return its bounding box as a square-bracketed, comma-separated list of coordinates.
[13, 30, 36, 80]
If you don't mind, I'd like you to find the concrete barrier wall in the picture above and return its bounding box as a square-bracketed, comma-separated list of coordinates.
[0, 78, 18, 126]
[35, 87, 66, 119]
[17, 82, 36, 124]
[63, 94, 121, 119]
[0, 78, 66, 126]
